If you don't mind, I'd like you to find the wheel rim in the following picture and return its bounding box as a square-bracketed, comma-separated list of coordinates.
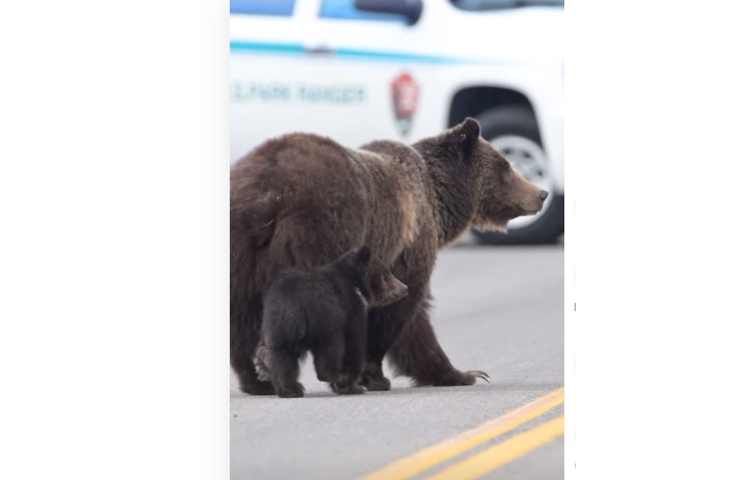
[488, 135, 555, 229]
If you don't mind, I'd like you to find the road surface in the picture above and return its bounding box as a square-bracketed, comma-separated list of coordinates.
[231, 242, 564, 479]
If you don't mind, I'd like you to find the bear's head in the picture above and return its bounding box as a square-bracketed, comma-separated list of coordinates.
[333, 246, 371, 298]
[427, 117, 548, 234]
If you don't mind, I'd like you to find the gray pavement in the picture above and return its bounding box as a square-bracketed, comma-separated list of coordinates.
[230, 242, 564, 479]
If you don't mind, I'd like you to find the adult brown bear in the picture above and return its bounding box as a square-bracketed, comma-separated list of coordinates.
[231, 118, 547, 394]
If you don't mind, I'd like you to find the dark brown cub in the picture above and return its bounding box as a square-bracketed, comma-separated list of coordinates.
[260, 247, 371, 398]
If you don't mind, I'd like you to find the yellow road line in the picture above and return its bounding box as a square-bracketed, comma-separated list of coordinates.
[428, 416, 565, 480]
[363, 387, 563, 480]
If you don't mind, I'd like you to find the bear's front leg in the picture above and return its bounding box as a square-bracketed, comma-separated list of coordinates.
[388, 303, 490, 387]
[360, 285, 427, 391]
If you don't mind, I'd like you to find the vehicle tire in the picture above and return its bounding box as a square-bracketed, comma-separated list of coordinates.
[471, 106, 564, 245]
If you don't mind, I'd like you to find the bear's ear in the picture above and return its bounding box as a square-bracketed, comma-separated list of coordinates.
[460, 117, 481, 139]
[449, 117, 480, 152]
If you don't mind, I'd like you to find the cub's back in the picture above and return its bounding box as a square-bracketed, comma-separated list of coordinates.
[262, 271, 347, 344]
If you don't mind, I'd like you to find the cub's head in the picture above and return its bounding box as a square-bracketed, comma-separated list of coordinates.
[439, 117, 548, 233]
[334, 246, 371, 297]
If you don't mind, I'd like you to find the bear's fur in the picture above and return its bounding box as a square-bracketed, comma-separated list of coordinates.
[259, 246, 371, 398]
[231, 118, 546, 395]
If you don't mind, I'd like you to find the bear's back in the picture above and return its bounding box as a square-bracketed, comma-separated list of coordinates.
[232, 133, 363, 199]
[231, 132, 437, 300]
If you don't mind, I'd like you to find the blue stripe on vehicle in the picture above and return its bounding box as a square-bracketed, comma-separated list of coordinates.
[230, 40, 304, 56]
[332, 47, 463, 64]
[229, 40, 476, 64]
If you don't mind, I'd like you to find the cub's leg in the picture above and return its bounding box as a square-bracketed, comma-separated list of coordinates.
[332, 310, 367, 395]
[312, 332, 344, 384]
[269, 348, 304, 398]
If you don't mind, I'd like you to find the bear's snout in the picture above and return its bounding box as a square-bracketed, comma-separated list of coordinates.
[510, 169, 547, 214]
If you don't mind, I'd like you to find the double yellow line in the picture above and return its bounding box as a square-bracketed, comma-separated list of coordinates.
[364, 387, 564, 480]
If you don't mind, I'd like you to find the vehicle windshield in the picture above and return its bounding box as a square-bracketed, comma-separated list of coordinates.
[451, 0, 564, 11]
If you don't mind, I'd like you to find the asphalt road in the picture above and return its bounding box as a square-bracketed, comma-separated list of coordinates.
[230, 241, 564, 480]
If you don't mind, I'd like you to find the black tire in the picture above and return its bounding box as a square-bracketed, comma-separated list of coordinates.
[471, 106, 564, 245]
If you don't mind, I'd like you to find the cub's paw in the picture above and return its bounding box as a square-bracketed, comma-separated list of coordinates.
[332, 382, 367, 395]
[276, 382, 305, 398]
[360, 372, 391, 391]
[331, 374, 367, 395]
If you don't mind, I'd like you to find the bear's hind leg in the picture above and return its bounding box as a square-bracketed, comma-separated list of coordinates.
[231, 301, 275, 395]
[252, 340, 272, 382]
[232, 349, 275, 395]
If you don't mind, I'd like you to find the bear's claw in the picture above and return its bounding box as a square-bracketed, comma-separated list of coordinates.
[427, 369, 491, 386]
[467, 370, 491, 383]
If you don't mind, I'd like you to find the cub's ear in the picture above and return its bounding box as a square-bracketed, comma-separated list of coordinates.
[449, 117, 480, 151]
[355, 245, 371, 266]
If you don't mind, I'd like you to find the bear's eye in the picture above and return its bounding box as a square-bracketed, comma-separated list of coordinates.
[498, 162, 513, 181]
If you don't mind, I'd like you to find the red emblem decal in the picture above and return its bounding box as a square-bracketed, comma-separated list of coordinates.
[390, 72, 419, 137]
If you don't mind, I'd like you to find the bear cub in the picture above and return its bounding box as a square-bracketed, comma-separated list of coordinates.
[260, 246, 371, 398]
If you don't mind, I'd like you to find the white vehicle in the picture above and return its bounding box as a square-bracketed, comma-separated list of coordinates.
[230, 0, 563, 244]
